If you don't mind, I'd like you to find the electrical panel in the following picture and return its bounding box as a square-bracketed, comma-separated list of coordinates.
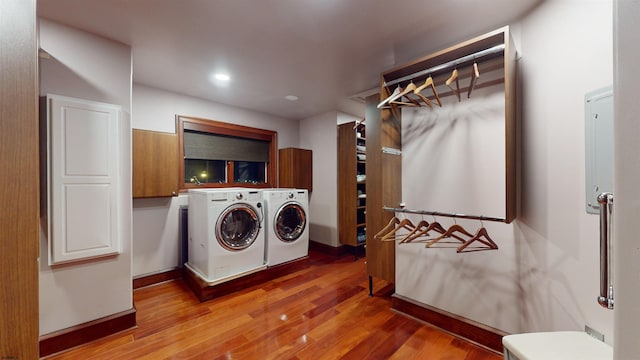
[585, 86, 613, 214]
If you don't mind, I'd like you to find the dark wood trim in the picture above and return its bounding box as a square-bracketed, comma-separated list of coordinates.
[183, 257, 310, 302]
[391, 294, 507, 354]
[178, 115, 275, 141]
[133, 268, 182, 289]
[308, 240, 347, 257]
[39, 308, 137, 357]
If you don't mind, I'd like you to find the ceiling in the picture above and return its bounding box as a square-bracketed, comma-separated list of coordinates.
[37, 0, 542, 120]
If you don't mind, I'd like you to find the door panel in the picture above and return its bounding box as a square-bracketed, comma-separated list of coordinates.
[48, 95, 121, 264]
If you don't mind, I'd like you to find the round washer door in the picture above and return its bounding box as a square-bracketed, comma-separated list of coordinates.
[216, 203, 260, 251]
[274, 202, 306, 243]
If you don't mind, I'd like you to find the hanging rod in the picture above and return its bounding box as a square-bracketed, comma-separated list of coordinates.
[383, 206, 505, 223]
[384, 44, 505, 88]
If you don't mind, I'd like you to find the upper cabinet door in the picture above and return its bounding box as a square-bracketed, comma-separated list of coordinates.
[132, 129, 179, 198]
[278, 147, 312, 191]
[47, 94, 121, 265]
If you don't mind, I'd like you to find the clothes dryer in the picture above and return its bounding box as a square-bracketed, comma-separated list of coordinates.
[187, 188, 266, 284]
[262, 189, 309, 266]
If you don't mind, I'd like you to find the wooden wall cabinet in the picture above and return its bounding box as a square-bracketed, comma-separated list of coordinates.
[338, 122, 367, 248]
[132, 129, 179, 198]
[278, 147, 312, 191]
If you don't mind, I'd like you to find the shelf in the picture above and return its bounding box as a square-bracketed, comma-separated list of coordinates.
[338, 120, 367, 247]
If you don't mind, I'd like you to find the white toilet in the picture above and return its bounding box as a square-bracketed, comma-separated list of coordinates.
[502, 331, 612, 360]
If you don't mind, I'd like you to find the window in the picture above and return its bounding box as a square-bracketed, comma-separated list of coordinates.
[177, 115, 277, 189]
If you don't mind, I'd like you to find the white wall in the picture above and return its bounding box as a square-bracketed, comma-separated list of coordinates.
[397, 79, 519, 332]
[132, 84, 300, 143]
[38, 19, 133, 335]
[394, 0, 614, 340]
[131, 84, 300, 276]
[518, 0, 613, 338]
[299, 111, 360, 247]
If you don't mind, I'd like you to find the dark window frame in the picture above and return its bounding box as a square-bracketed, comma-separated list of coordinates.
[176, 115, 277, 190]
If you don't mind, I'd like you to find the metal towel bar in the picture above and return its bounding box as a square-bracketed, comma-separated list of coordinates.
[597, 192, 614, 309]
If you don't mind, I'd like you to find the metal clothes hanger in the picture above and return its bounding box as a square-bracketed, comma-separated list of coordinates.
[445, 68, 461, 102]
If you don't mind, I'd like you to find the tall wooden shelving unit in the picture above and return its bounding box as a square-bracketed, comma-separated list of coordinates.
[365, 92, 400, 293]
[338, 121, 367, 253]
[365, 26, 518, 295]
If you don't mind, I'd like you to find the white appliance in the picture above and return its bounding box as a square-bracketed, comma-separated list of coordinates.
[262, 189, 309, 266]
[187, 188, 266, 284]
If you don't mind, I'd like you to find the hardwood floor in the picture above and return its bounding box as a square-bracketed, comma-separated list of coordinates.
[44, 252, 503, 359]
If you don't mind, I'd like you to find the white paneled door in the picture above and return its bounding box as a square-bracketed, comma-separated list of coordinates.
[47, 94, 121, 265]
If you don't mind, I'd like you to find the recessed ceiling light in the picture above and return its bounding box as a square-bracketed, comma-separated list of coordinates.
[209, 72, 232, 87]
[214, 73, 231, 81]
[285, 95, 299, 101]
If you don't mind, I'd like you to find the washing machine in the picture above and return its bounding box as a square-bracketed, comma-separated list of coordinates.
[186, 188, 266, 285]
[262, 188, 309, 266]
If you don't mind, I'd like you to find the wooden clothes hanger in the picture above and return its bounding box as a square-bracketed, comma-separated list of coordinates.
[390, 82, 421, 107]
[381, 218, 416, 242]
[376, 86, 402, 109]
[398, 219, 429, 243]
[412, 91, 433, 108]
[425, 223, 472, 248]
[401, 82, 431, 108]
[402, 219, 446, 243]
[457, 226, 498, 253]
[374, 217, 400, 238]
[415, 75, 442, 107]
[445, 68, 461, 102]
[467, 62, 480, 98]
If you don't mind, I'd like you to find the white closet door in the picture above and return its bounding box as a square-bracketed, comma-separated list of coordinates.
[48, 94, 121, 265]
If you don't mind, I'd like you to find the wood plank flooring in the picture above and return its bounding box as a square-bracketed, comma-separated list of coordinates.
[43, 251, 503, 360]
